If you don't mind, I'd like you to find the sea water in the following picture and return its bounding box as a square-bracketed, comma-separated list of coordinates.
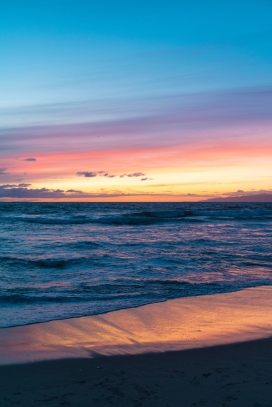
[0, 202, 271, 328]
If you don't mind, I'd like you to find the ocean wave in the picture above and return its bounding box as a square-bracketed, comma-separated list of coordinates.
[1, 201, 272, 328]
[1, 215, 94, 225]
[0, 256, 90, 269]
[66, 241, 100, 249]
[197, 208, 272, 219]
[1, 207, 272, 226]
[1, 281, 268, 311]
[0, 281, 219, 305]
[0, 211, 194, 225]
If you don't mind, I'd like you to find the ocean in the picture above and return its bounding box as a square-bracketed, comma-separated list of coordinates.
[0, 202, 271, 328]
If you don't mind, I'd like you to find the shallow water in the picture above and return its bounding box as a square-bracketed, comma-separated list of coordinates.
[0, 202, 272, 328]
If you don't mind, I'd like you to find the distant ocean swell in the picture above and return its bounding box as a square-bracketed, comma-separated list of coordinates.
[1, 207, 272, 226]
[0, 202, 272, 328]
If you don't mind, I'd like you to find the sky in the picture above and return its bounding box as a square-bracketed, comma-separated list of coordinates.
[0, 0, 272, 201]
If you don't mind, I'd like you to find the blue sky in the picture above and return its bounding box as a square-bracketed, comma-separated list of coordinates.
[0, 1, 272, 200]
[1, 0, 271, 106]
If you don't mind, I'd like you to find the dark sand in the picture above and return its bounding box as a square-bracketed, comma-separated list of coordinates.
[1, 337, 272, 407]
[1, 287, 272, 406]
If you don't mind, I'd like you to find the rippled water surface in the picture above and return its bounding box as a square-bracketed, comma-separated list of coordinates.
[0, 202, 272, 328]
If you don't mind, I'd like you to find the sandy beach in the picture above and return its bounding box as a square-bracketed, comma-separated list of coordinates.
[1, 338, 272, 407]
[1, 286, 272, 406]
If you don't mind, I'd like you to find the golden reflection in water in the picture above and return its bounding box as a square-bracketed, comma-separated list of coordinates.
[1, 286, 272, 365]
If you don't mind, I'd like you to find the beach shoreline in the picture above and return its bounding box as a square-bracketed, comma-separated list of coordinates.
[1, 286, 272, 365]
[1, 286, 272, 406]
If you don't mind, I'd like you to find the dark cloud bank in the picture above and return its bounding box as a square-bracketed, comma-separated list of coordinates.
[1, 184, 271, 201]
[0, 184, 150, 199]
[0, 184, 195, 199]
[0, 185, 69, 199]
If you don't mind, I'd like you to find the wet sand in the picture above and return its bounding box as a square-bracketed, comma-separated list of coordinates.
[1, 286, 272, 364]
[1, 286, 272, 406]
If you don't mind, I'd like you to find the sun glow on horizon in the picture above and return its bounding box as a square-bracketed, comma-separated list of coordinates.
[1, 1, 272, 201]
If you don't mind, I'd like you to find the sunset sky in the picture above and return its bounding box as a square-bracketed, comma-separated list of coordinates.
[1, 0, 272, 201]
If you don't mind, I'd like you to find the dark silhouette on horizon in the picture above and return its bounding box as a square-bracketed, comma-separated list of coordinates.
[202, 193, 272, 203]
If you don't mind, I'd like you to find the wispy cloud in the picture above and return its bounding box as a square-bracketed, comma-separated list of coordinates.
[1, 86, 271, 200]
[127, 172, 145, 177]
[18, 183, 32, 187]
[66, 189, 85, 193]
[1, 87, 272, 158]
[141, 177, 153, 181]
[77, 171, 147, 178]
[77, 171, 97, 178]
[0, 168, 8, 175]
